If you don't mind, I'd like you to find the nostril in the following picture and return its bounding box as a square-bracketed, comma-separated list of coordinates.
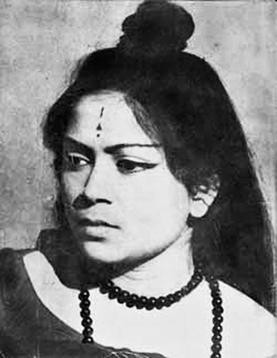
[72, 193, 111, 210]
[72, 193, 94, 210]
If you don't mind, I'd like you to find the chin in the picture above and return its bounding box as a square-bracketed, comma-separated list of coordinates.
[81, 240, 125, 264]
[79, 241, 143, 279]
[80, 241, 150, 274]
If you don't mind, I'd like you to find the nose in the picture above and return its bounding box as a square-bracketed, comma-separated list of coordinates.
[80, 159, 112, 206]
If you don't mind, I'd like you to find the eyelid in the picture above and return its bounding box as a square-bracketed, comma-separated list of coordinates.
[116, 158, 158, 174]
[114, 153, 159, 163]
[65, 152, 90, 160]
[63, 152, 91, 167]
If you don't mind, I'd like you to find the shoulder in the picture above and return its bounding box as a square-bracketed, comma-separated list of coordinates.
[0, 228, 58, 282]
[1, 249, 58, 292]
[0, 247, 33, 265]
[0, 247, 24, 277]
[219, 281, 276, 358]
[0, 247, 36, 330]
[0, 247, 34, 288]
[0, 247, 18, 263]
[220, 280, 275, 324]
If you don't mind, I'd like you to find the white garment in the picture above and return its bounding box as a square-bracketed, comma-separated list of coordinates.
[24, 251, 277, 358]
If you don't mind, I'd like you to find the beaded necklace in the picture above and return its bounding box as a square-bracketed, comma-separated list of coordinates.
[78, 267, 223, 357]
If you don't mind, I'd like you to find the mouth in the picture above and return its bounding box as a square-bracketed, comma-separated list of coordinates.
[78, 218, 119, 229]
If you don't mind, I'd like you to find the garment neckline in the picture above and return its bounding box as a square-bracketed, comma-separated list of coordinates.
[19, 249, 83, 339]
[17, 249, 169, 357]
[21, 249, 210, 358]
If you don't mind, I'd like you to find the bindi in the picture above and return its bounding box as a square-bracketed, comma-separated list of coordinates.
[96, 106, 104, 138]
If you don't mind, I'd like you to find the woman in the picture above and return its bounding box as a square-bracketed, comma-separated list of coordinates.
[0, 0, 275, 357]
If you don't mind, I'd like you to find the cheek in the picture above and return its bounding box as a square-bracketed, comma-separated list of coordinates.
[121, 169, 190, 237]
[143, 181, 189, 227]
[61, 171, 86, 204]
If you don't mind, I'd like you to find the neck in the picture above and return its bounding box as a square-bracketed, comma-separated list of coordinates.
[112, 228, 194, 297]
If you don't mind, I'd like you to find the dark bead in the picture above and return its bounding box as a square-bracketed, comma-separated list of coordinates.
[211, 354, 221, 358]
[212, 324, 223, 334]
[165, 294, 175, 307]
[117, 290, 129, 304]
[130, 294, 139, 302]
[196, 269, 203, 277]
[99, 286, 109, 294]
[145, 297, 156, 310]
[79, 290, 89, 300]
[113, 286, 121, 294]
[196, 267, 203, 275]
[213, 316, 223, 324]
[145, 304, 154, 311]
[211, 289, 221, 298]
[108, 286, 121, 299]
[126, 298, 136, 308]
[99, 280, 114, 291]
[212, 333, 222, 343]
[82, 336, 94, 344]
[126, 294, 138, 308]
[140, 296, 148, 304]
[181, 286, 189, 295]
[211, 343, 222, 353]
[173, 291, 183, 301]
[135, 300, 144, 309]
[155, 297, 166, 309]
[80, 308, 91, 318]
[82, 317, 93, 326]
[191, 279, 200, 288]
[212, 306, 224, 315]
[134, 296, 147, 309]
[83, 327, 93, 336]
[79, 300, 90, 309]
[209, 280, 219, 290]
[191, 281, 198, 289]
[212, 297, 222, 306]
[186, 281, 194, 292]
[105, 280, 114, 288]
[192, 272, 202, 282]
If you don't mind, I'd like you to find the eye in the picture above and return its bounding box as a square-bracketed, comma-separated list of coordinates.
[63, 153, 90, 171]
[116, 159, 157, 174]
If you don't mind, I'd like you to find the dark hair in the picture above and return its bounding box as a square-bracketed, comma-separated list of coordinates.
[43, 0, 275, 312]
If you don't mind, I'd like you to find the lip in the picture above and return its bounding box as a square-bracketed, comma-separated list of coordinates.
[78, 218, 119, 229]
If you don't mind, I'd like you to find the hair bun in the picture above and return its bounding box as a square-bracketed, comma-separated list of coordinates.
[118, 0, 195, 59]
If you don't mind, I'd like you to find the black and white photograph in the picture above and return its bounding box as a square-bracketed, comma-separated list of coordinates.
[0, 0, 276, 357]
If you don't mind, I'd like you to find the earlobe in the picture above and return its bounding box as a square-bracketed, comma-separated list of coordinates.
[189, 197, 209, 218]
[189, 184, 219, 218]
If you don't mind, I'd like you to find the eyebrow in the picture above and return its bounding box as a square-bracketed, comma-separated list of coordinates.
[63, 137, 161, 155]
[104, 143, 161, 154]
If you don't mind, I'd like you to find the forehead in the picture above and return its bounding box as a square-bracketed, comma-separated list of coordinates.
[68, 92, 154, 146]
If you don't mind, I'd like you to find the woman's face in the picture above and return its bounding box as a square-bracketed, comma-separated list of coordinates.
[61, 92, 191, 266]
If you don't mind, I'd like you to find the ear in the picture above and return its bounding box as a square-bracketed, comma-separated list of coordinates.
[189, 175, 220, 218]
